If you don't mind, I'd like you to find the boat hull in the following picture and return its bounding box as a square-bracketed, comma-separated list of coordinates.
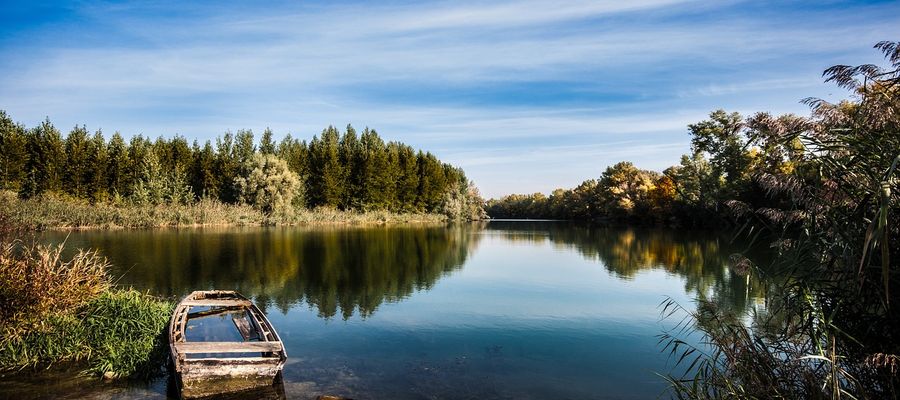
[169, 290, 287, 399]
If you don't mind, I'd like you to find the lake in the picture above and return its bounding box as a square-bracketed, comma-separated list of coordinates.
[1, 221, 766, 399]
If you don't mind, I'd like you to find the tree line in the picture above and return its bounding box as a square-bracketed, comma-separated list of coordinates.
[486, 107, 814, 227]
[0, 114, 485, 219]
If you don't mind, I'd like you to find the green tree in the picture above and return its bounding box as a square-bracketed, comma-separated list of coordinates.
[688, 110, 752, 194]
[234, 154, 302, 215]
[0, 111, 27, 191]
[598, 161, 658, 220]
[308, 126, 344, 208]
[106, 132, 129, 199]
[85, 130, 108, 202]
[22, 118, 65, 198]
[395, 144, 420, 212]
[64, 125, 91, 198]
[215, 131, 239, 203]
[360, 128, 392, 210]
[416, 151, 447, 212]
[338, 125, 361, 209]
[191, 140, 219, 199]
[259, 128, 275, 155]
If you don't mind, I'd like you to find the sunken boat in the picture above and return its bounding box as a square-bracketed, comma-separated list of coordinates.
[169, 290, 287, 398]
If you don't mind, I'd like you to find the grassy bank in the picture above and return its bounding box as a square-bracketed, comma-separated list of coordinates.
[0, 239, 172, 379]
[0, 190, 447, 230]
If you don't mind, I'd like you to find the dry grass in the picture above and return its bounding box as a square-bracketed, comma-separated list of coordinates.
[0, 240, 110, 330]
[0, 190, 446, 230]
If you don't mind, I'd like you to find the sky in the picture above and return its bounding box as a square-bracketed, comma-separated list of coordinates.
[1, 1, 898, 198]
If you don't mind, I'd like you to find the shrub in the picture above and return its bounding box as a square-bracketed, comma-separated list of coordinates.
[235, 154, 303, 215]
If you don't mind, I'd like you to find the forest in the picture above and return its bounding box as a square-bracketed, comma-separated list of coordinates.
[0, 115, 486, 222]
[485, 107, 807, 227]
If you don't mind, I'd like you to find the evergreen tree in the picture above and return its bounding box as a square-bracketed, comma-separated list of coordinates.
[308, 126, 344, 208]
[339, 125, 361, 209]
[259, 128, 276, 155]
[416, 151, 446, 212]
[0, 111, 27, 191]
[277, 134, 309, 179]
[22, 118, 65, 198]
[395, 144, 419, 212]
[360, 128, 392, 210]
[192, 140, 219, 198]
[85, 130, 108, 202]
[64, 125, 91, 198]
[126, 135, 152, 197]
[106, 132, 129, 199]
[215, 131, 239, 203]
[233, 129, 256, 165]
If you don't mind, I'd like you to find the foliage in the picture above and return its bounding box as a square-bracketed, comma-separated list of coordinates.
[0, 115, 485, 218]
[0, 240, 109, 328]
[660, 41, 900, 399]
[0, 238, 172, 378]
[235, 154, 303, 215]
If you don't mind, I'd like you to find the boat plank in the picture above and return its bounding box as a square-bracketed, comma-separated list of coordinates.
[181, 299, 252, 307]
[175, 341, 283, 354]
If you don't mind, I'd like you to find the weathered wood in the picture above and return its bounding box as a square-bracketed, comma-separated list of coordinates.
[170, 290, 287, 399]
[232, 315, 256, 341]
[175, 341, 283, 354]
[187, 306, 244, 319]
[181, 299, 252, 307]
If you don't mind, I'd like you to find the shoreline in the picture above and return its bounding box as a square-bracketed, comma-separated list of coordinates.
[0, 190, 453, 232]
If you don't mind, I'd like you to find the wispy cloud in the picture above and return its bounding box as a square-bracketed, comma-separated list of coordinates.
[1, 0, 898, 197]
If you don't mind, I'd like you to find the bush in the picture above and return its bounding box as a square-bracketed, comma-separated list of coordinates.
[235, 154, 303, 215]
[0, 239, 172, 379]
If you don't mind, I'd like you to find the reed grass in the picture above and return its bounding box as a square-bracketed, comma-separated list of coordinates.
[0, 239, 172, 379]
[0, 190, 446, 230]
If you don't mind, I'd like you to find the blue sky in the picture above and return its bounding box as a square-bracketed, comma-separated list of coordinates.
[1, 1, 897, 197]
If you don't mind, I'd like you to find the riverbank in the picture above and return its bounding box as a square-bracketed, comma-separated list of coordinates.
[0, 190, 447, 231]
[0, 240, 172, 379]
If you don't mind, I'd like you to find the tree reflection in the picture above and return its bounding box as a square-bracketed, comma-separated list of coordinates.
[68, 226, 480, 319]
[53, 222, 768, 320]
[487, 221, 772, 315]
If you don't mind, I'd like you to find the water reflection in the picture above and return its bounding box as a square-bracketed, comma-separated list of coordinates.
[23, 222, 772, 399]
[53, 225, 481, 319]
[487, 221, 769, 315]
[51, 221, 766, 322]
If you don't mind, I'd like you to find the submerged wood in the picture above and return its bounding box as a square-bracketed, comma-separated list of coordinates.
[169, 290, 287, 399]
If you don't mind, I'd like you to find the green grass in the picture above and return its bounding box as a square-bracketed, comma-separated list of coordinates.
[0, 238, 173, 379]
[1, 289, 172, 379]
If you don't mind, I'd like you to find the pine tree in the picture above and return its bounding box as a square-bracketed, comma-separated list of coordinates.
[308, 126, 344, 208]
[234, 129, 255, 165]
[126, 135, 152, 198]
[22, 118, 65, 198]
[416, 151, 446, 212]
[395, 144, 419, 212]
[259, 127, 276, 155]
[85, 130, 108, 202]
[339, 125, 361, 209]
[192, 140, 219, 198]
[0, 111, 27, 191]
[106, 132, 129, 199]
[64, 125, 90, 198]
[277, 134, 309, 179]
[215, 131, 239, 203]
[360, 128, 391, 210]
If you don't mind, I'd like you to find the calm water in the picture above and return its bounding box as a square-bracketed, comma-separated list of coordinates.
[1, 221, 766, 399]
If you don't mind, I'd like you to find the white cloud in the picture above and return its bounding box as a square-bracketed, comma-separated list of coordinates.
[1, 0, 899, 197]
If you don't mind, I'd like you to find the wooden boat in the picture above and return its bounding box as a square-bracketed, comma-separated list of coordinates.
[169, 290, 287, 398]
